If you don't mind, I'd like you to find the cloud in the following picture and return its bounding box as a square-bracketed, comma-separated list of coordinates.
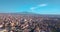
[30, 7, 35, 10]
[38, 4, 47, 7]
[30, 7, 37, 11]
[30, 4, 47, 11]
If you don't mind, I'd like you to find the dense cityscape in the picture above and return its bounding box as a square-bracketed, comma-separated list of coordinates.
[0, 14, 60, 32]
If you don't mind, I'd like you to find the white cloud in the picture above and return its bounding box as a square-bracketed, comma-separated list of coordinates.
[38, 4, 47, 7]
[30, 7, 37, 11]
[30, 7, 35, 10]
[30, 4, 47, 11]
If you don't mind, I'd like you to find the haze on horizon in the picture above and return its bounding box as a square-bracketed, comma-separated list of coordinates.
[0, 0, 60, 14]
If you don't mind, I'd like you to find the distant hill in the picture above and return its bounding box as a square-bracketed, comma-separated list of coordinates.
[0, 11, 60, 18]
[0, 11, 38, 15]
[14, 11, 38, 14]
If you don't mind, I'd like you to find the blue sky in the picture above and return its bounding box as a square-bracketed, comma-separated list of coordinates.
[0, 0, 60, 14]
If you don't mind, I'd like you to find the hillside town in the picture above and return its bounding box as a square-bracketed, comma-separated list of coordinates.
[0, 14, 60, 32]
